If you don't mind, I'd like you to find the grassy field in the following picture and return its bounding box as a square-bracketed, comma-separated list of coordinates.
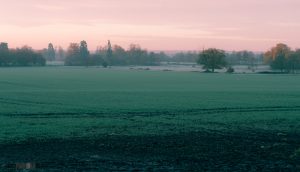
[0, 67, 300, 171]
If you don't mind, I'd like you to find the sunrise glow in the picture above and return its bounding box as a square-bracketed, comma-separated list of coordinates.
[1, 0, 300, 51]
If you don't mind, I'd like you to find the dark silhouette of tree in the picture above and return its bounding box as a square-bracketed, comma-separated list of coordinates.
[10, 46, 45, 66]
[225, 50, 260, 72]
[295, 50, 300, 72]
[127, 44, 139, 64]
[65, 41, 103, 66]
[64, 41, 165, 66]
[47, 43, 56, 61]
[126, 44, 160, 65]
[65, 43, 80, 66]
[197, 48, 226, 72]
[0, 42, 9, 66]
[155, 52, 169, 62]
[80, 40, 89, 59]
[57, 46, 65, 61]
[0, 42, 9, 53]
[79, 40, 90, 66]
[264, 43, 291, 72]
[106, 40, 113, 65]
[102, 61, 108, 68]
[171, 52, 198, 63]
[87, 54, 103, 66]
[286, 49, 300, 73]
[0, 43, 45, 67]
[94, 42, 160, 66]
[112, 45, 126, 65]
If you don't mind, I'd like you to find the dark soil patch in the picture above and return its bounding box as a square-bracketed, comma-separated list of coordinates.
[0, 130, 300, 171]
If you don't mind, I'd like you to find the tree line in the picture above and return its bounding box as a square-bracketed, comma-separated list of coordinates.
[0, 41, 299, 73]
[197, 43, 300, 73]
[197, 49, 264, 73]
[264, 43, 300, 73]
[0, 43, 45, 66]
[64, 40, 163, 67]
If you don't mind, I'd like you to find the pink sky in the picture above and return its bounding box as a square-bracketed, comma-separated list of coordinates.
[0, 0, 300, 51]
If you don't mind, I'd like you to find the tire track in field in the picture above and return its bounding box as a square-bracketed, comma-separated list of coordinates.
[182, 106, 300, 115]
[0, 97, 84, 113]
[0, 81, 44, 89]
[2, 105, 300, 118]
[0, 97, 63, 106]
[0, 97, 89, 115]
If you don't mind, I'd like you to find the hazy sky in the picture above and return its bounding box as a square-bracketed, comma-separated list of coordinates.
[0, 0, 299, 51]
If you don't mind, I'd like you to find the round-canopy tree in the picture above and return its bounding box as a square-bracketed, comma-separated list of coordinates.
[197, 48, 226, 72]
[264, 43, 291, 73]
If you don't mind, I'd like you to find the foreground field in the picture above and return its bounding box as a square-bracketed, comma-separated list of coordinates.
[0, 67, 300, 171]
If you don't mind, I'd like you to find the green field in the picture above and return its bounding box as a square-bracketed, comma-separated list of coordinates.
[0, 67, 299, 143]
[1, 67, 300, 171]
